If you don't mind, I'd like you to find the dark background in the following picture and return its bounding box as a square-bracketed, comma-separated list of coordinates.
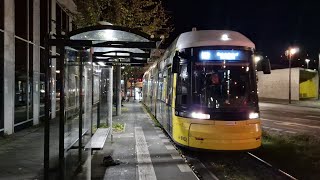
[163, 0, 320, 69]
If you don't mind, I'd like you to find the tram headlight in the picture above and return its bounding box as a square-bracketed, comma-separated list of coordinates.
[191, 112, 210, 120]
[249, 112, 259, 119]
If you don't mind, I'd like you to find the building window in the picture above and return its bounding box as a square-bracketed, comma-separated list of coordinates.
[29, 0, 34, 119]
[56, 4, 62, 35]
[40, 0, 49, 118]
[14, 0, 34, 130]
[40, 0, 48, 47]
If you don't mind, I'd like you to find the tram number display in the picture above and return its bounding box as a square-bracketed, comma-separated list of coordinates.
[225, 121, 237, 125]
[179, 136, 187, 142]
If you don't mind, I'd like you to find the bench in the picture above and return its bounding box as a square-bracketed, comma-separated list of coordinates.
[84, 127, 111, 151]
[64, 129, 89, 152]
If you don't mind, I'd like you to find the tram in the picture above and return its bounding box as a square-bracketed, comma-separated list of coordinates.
[142, 30, 271, 150]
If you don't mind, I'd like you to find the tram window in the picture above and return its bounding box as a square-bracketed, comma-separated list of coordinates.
[157, 72, 163, 100]
[176, 64, 189, 106]
[177, 64, 189, 94]
[162, 69, 168, 101]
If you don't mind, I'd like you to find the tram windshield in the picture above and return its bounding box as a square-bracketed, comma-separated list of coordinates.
[191, 63, 255, 109]
[176, 50, 259, 110]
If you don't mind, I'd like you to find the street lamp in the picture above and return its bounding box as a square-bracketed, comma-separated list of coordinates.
[254, 56, 262, 63]
[285, 47, 299, 104]
[254, 55, 262, 71]
[305, 59, 310, 69]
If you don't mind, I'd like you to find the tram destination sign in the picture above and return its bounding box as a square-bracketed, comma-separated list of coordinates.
[199, 50, 248, 61]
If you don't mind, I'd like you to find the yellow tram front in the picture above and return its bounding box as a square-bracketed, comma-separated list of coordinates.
[172, 47, 262, 150]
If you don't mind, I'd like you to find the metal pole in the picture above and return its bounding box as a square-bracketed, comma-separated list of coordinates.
[108, 67, 113, 141]
[44, 0, 51, 177]
[78, 50, 83, 165]
[58, 43, 65, 179]
[289, 54, 292, 104]
[134, 80, 136, 100]
[26, 0, 30, 122]
[97, 67, 101, 127]
[116, 65, 121, 115]
[44, 35, 51, 180]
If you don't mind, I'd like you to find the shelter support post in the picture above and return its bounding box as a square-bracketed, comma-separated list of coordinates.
[108, 67, 113, 141]
[116, 65, 121, 116]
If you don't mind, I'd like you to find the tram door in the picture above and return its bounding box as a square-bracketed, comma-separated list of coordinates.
[167, 67, 173, 134]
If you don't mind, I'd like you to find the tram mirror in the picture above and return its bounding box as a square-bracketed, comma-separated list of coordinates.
[261, 58, 271, 74]
[172, 52, 180, 73]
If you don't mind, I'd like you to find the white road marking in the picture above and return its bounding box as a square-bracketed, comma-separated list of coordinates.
[158, 134, 166, 138]
[285, 130, 297, 134]
[293, 117, 320, 123]
[270, 128, 282, 131]
[262, 118, 320, 129]
[171, 154, 183, 160]
[135, 127, 157, 180]
[306, 115, 320, 119]
[266, 127, 297, 134]
[261, 118, 281, 123]
[274, 122, 293, 126]
[165, 145, 175, 150]
[161, 139, 170, 143]
[177, 164, 192, 172]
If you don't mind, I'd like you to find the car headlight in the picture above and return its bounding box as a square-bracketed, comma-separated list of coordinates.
[191, 112, 210, 119]
[249, 112, 259, 119]
[175, 111, 210, 120]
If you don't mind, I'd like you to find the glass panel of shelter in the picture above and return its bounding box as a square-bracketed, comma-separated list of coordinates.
[63, 47, 92, 179]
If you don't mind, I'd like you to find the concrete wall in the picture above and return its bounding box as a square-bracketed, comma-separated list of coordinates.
[257, 68, 300, 100]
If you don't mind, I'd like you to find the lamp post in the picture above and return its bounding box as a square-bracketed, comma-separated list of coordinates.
[305, 59, 310, 69]
[285, 47, 299, 104]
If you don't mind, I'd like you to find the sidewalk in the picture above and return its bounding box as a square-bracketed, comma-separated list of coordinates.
[79, 102, 198, 180]
[0, 124, 44, 180]
[259, 97, 320, 109]
[0, 102, 198, 180]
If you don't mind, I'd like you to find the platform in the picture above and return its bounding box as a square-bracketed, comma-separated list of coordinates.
[77, 102, 198, 180]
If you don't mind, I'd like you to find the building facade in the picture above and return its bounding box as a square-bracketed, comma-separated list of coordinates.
[0, 0, 77, 135]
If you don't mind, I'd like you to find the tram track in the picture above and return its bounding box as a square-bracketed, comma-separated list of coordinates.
[247, 152, 298, 180]
[179, 148, 298, 180]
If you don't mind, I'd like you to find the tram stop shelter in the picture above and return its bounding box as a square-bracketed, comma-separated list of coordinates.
[43, 25, 156, 179]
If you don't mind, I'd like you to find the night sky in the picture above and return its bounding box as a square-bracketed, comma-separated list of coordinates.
[163, 0, 320, 69]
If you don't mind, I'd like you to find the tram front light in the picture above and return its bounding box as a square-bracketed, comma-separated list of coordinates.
[191, 112, 210, 119]
[249, 112, 259, 119]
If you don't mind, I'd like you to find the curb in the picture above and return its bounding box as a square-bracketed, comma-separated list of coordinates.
[259, 101, 320, 109]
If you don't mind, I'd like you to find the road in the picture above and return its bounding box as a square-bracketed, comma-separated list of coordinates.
[259, 102, 320, 136]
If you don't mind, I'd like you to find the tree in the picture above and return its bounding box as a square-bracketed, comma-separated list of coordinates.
[73, 0, 173, 38]
[73, 0, 173, 99]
